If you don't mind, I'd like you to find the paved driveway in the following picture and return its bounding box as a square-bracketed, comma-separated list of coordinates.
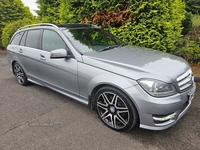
[0, 52, 199, 150]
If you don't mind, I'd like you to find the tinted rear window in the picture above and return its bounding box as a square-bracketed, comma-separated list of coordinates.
[10, 32, 24, 45]
[20, 31, 27, 46]
[26, 30, 40, 49]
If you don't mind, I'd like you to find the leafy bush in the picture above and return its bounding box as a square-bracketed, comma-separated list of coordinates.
[176, 39, 200, 62]
[175, 26, 200, 62]
[2, 19, 36, 48]
[60, 0, 185, 52]
[184, 0, 200, 15]
[0, 0, 33, 48]
[36, 0, 61, 23]
[192, 15, 200, 27]
[182, 12, 193, 35]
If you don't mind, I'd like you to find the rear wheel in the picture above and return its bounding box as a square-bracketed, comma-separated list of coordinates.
[13, 62, 29, 86]
[95, 86, 138, 132]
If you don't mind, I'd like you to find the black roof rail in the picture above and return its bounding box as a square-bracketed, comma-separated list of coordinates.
[57, 23, 97, 28]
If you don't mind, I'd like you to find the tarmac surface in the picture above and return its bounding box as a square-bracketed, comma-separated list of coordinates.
[0, 52, 200, 150]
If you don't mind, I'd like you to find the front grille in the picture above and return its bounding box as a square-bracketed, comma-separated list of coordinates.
[176, 69, 194, 92]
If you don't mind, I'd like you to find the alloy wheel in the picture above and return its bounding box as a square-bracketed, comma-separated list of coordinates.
[13, 63, 25, 85]
[96, 92, 130, 129]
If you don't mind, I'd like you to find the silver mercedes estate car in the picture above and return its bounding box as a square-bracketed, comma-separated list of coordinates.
[6, 23, 196, 131]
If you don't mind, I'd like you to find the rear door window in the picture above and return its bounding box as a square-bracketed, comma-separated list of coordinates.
[26, 30, 41, 49]
[10, 32, 24, 45]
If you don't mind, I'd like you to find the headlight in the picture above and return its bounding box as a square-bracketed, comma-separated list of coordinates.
[138, 79, 177, 97]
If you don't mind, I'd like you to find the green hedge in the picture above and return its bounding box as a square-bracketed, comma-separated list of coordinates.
[2, 19, 36, 48]
[61, 0, 185, 52]
[0, 0, 34, 48]
[175, 26, 200, 62]
[184, 0, 200, 15]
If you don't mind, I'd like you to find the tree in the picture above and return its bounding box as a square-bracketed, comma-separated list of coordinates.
[182, 0, 200, 36]
[182, 12, 193, 35]
[60, 0, 185, 52]
[60, 0, 94, 23]
[184, 0, 200, 14]
[0, 0, 33, 48]
[36, 0, 61, 23]
[60, 0, 70, 23]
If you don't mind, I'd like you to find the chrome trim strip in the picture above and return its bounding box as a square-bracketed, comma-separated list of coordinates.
[153, 113, 176, 122]
[177, 69, 193, 91]
[178, 77, 192, 87]
[177, 69, 191, 82]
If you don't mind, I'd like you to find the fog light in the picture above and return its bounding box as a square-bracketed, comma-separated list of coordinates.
[153, 113, 176, 123]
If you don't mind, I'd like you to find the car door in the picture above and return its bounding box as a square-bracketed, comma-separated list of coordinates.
[15, 29, 42, 83]
[37, 29, 79, 95]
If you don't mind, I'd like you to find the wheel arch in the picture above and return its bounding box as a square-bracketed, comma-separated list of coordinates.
[87, 74, 141, 126]
[91, 84, 140, 131]
[11, 60, 17, 74]
[89, 84, 109, 110]
[89, 82, 139, 112]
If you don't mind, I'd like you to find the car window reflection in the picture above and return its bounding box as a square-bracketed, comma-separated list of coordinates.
[63, 28, 124, 53]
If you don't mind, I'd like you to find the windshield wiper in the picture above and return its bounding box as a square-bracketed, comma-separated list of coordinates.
[98, 45, 120, 52]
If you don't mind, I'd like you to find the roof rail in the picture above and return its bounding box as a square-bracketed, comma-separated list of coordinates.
[18, 23, 59, 30]
[57, 23, 93, 28]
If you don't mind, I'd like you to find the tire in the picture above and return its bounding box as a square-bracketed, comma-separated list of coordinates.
[13, 62, 29, 86]
[95, 86, 138, 132]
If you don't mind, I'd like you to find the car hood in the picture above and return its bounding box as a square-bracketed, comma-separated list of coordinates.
[82, 46, 190, 82]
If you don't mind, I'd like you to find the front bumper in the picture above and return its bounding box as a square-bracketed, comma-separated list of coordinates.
[125, 82, 196, 130]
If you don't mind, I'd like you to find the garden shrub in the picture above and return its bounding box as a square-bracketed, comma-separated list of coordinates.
[36, 0, 61, 24]
[184, 0, 200, 15]
[0, 0, 33, 48]
[60, 0, 185, 52]
[2, 18, 36, 48]
[192, 15, 200, 27]
[175, 26, 200, 62]
[182, 12, 193, 35]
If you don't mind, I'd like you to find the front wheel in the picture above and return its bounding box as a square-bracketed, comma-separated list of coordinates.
[95, 86, 138, 132]
[13, 62, 29, 86]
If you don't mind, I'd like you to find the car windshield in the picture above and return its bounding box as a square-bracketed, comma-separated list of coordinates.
[62, 28, 125, 53]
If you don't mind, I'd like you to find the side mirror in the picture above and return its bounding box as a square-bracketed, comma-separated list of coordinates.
[50, 49, 71, 59]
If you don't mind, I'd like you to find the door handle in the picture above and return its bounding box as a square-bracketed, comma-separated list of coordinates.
[40, 54, 46, 61]
[19, 49, 23, 53]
